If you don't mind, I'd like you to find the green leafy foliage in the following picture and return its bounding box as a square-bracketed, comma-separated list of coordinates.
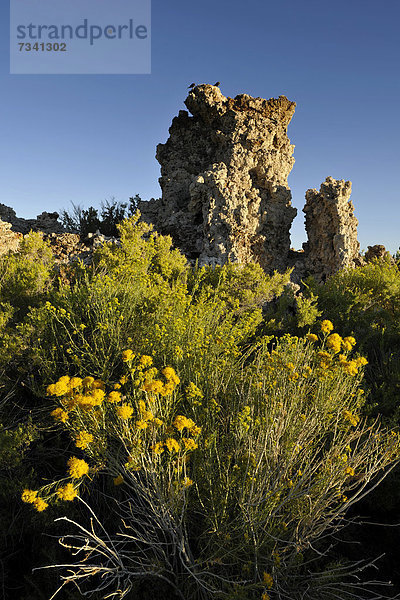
[0, 218, 400, 599]
[0, 231, 54, 316]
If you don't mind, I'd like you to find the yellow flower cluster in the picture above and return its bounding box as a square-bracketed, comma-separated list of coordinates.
[116, 404, 134, 420]
[122, 349, 134, 362]
[51, 407, 69, 423]
[57, 482, 78, 501]
[339, 356, 367, 377]
[21, 489, 37, 503]
[137, 365, 180, 397]
[317, 351, 332, 370]
[173, 415, 195, 431]
[135, 400, 154, 429]
[306, 333, 318, 343]
[326, 333, 357, 355]
[140, 355, 153, 368]
[67, 456, 90, 478]
[48, 375, 108, 418]
[75, 430, 94, 449]
[342, 336, 356, 351]
[75, 388, 105, 409]
[183, 438, 198, 451]
[165, 438, 180, 453]
[306, 326, 367, 378]
[21, 489, 48, 512]
[343, 410, 360, 427]
[108, 390, 122, 403]
[263, 572, 273, 589]
[47, 375, 79, 397]
[186, 382, 203, 400]
[142, 379, 164, 394]
[320, 320, 334, 334]
[326, 333, 342, 354]
[152, 441, 164, 454]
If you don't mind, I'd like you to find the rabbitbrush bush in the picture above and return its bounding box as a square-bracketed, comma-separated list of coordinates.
[24, 325, 400, 600]
[15, 216, 400, 600]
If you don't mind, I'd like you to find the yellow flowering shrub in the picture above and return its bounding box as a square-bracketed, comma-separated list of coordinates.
[15, 218, 400, 600]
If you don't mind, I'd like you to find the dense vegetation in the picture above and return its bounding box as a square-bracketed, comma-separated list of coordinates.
[1, 214, 400, 600]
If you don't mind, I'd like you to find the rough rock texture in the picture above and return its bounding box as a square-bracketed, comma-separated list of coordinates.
[42, 232, 121, 265]
[43, 232, 92, 264]
[302, 177, 361, 281]
[0, 204, 65, 234]
[364, 244, 394, 264]
[138, 84, 297, 271]
[0, 220, 23, 256]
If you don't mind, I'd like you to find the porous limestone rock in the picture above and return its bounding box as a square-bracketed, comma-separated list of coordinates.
[364, 244, 394, 264]
[0, 220, 22, 256]
[0, 204, 65, 234]
[138, 84, 297, 271]
[302, 177, 360, 281]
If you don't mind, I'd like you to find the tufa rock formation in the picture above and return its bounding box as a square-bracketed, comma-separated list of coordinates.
[0, 86, 377, 281]
[138, 84, 361, 281]
[364, 244, 394, 264]
[138, 85, 297, 272]
[0, 220, 22, 255]
[302, 177, 361, 281]
[0, 204, 66, 235]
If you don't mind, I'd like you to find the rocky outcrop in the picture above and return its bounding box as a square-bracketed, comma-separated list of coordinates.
[302, 177, 361, 281]
[0, 218, 120, 264]
[0, 204, 65, 235]
[138, 85, 364, 282]
[364, 244, 394, 264]
[1, 87, 369, 283]
[138, 84, 297, 271]
[0, 220, 22, 256]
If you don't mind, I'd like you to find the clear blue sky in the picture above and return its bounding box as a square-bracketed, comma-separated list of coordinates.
[1, 0, 399, 253]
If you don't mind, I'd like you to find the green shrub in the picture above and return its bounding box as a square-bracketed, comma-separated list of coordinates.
[0, 231, 54, 317]
[309, 259, 400, 422]
[24, 323, 400, 600]
[3, 219, 400, 599]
